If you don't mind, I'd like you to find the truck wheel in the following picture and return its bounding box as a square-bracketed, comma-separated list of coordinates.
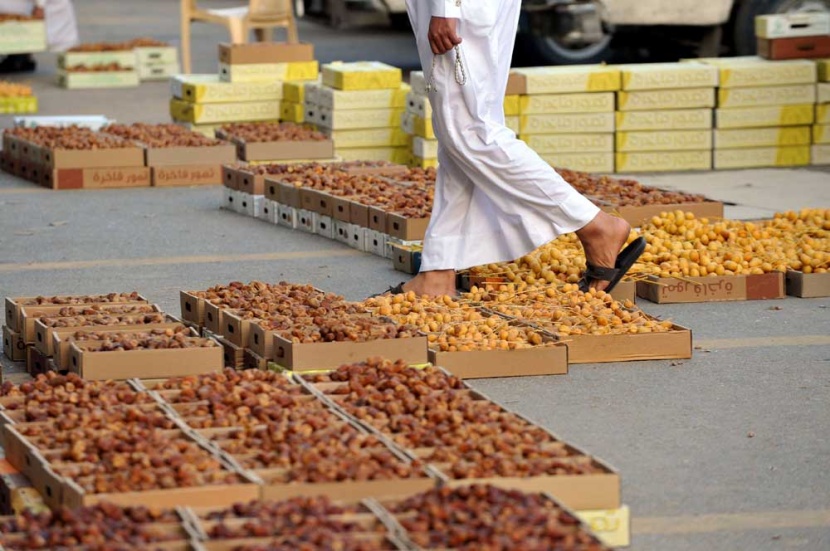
[734, 0, 830, 55]
[523, 33, 613, 65]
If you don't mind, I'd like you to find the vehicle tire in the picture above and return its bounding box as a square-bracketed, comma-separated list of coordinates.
[521, 32, 613, 65]
[733, 0, 830, 55]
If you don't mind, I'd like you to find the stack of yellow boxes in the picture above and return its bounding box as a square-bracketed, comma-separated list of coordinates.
[508, 65, 619, 173]
[280, 79, 318, 125]
[614, 63, 717, 173]
[306, 61, 409, 163]
[170, 43, 318, 137]
[814, 59, 830, 165]
[690, 57, 815, 169]
[403, 71, 438, 169]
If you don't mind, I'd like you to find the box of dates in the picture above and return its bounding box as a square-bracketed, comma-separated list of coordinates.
[272, 333, 428, 373]
[2, 326, 27, 362]
[44, 167, 151, 189]
[218, 41, 315, 65]
[179, 290, 207, 326]
[217, 122, 334, 162]
[66, 328, 222, 380]
[0, 17, 46, 54]
[100, 123, 236, 167]
[785, 271, 830, 298]
[637, 272, 785, 303]
[152, 165, 225, 187]
[9, 293, 150, 338]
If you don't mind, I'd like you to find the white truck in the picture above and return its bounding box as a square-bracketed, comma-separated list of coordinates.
[303, 0, 830, 63]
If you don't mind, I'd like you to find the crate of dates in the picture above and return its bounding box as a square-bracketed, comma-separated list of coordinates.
[0, 502, 199, 550]
[0, 14, 46, 55]
[0, 377, 258, 510]
[190, 496, 408, 551]
[370, 484, 612, 550]
[100, 123, 235, 182]
[363, 293, 568, 379]
[217, 122, 334, 162]
[66, 327, 222, 381]
[149, 370, 436, 502]
[304, 359, 621, 512]
[58, 42, 137, 70]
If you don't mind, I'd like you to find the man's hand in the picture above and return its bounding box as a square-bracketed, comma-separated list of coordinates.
[428, 16, 462, 55]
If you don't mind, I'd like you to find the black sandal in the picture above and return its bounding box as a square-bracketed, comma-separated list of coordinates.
[579, 236, 646, 293]
[369, 282, 406, 298]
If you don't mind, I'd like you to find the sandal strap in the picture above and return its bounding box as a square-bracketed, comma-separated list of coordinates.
[584, 264, 620, 282]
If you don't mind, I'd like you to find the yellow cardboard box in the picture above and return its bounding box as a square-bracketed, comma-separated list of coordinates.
[715, 104, 815, 129]
[814, 124, 830, 144]
[714, 126, 812, 149]
[718, 85, 816, 108]
[819, 83, 830, 104]
[401, 111, 436, 139]
[575, 506, 631, 549]
[617, 130, 712, 152]
[218, 61, 318, 83]
[686, 57, 816, 88]
[314, 106, 404, 130]
[171, 75, 283, 103]
[325, 127, 409, 148]
[616, 150, 712, 173]
[315, 84, 408, 110]
[0, 96, 38, 115]
[817, 104, 830, 124]
[714, 146, 810, 169]
[322, 61, 402, 90]
[409, 154, 438, 169]
[279, 100, 304, 123]
[541, 151, 615, 173]
[283, 79, 318, 103]
[616, 108, 712, 131]
[506, 116, 520, 134]
[519, 92, 615, 115]
[412, 136, 439, 158]
[511, 65, 621, 94]
[519, 112, 615, 135]
[169, 98, 281, 124]
[336, 145, 408, 163]
[819, 59, 830, 82]
[504, 95, 520, 116]
[812, 144, 830, 164]
[619, 63, 718, 90]
[523, 133, 614, 154]
[617, 88, 715, 111]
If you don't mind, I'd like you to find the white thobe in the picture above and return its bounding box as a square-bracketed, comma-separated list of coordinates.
[0, 0, 79, 52]
[407, 0, 600, 271]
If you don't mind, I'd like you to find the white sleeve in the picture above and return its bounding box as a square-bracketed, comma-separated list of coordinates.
[430, 0, 461, 18]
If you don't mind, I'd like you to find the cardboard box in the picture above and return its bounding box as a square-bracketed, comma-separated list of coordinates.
[714, 145, 810, 169]
[616, 150, 712, 173]
[16, 300, 153, 342]
[137, 63, 180, 81]
[26, 346, 50, 376]
[42, 146, 143, 169]
[429, 341, 568, 379]
[336, 146, 408, 164]
[519, 92, 615, 115]
[277, 203, 299, 229]
[283, 79, 314, 103]
[819, 59, 830, 82]
[519, 112, 615, 135]
[786, 271, 830, 298]
[812, 143, 830, 164]
[541, 152, 615, 173]
[510, 66, 621, 95]
[5, 294, 146, 333]
[618, 63, 718, 90]
[714, 126, 812, 149]
[718, 84, 816, 108]
[235, 139, 334, 162]
[617, 88, 716, 111]
[279, 100, 304, 123]
[271, 334, 428, 372]
[324, 127, 409, 148]
[215, 335, 244, 369]
[392, 244, 422, 275]
[243, 348, 268, 370]
[576, 506, 631, 548]
[755, 12, 830, 39]
[218, 61, 319, 83]
[815, 124, 830, 144]
[44, 166, 151, 190]
[697, 57, 817, 88]
[322, 61, 402, 91]
[820, 83, 830, 104]
[0, 20, 46, 54]
[57, 70, 139, 89]
[58, 50, 135, 69]
[617, 130, 712, 152]
[0, 471, 32, 516]
[400, 111, 435, 139]
[145, 144, 236, 166]
[180, 291, 205, 326]
[637, 272, 785, 303]
[316, 85, 408, 110]
[615, 108, 713, 131]
[503, 94, 520, 116]
[2, 327, 26, 363]
[0, 96, 38, 115]
[387, 213, 429, 241]
[218, 41, 314, 64]
[170, 98, 282, 124]
[300, 188, 335, 216]
[715, 104, 815, 129]
[758, 36, 830, 61]
[134, 45, 178, 65]
[505, 70, 524, 95]
[67, 339, 222, 380]
[409, 154, 438, 169]
[412, 136, 439, 158]
[606, 200, 724, 228]
[563, 324, 692, 364]
[171, 74, 284, 103]
[152, 164, 224, 187]
[315, 106, 405, 130]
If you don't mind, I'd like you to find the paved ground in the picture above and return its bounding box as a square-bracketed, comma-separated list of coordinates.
[2, 2, 830, 549]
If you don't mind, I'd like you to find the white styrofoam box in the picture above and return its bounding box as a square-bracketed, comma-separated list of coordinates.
[269, 200, 281, 225]
[413, 136, 439, 159]
[243, 195, 263, 218]
[257, 198, 272, 221]
[349, 225, 367, 251]
[406, 91, 431, 118]
[366, 229, 387, 257]
[297, 209, 315, 233]
[222, 187, 235, 211]
[234, 191, 251, 215]
[277, 204, 299, 229]
[332, 219, 351, 245]
[313, 213, 334, 239]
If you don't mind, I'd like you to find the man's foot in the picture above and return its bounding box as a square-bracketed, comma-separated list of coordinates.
[402, 269, 456, 297]
[576, 212, 633, 292]
[0, 55, 36, 74]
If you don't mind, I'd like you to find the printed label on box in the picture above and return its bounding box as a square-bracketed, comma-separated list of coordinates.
[715, 104, 815, 129]
[617, 88, 716, 111]
[519, 112, 615, 135]
[620, 63, 718, 90]
[616, 150, 712, 173]
[617, 130, 712, 152]
[718, 84, 816, 108]
[152, 165, 223, 187]
[714, 127, 812, 149]
[524, 133, 614, 154]
[615, 109, 712, 131]
[714, 146, 811, 169]
[519, 92, 615, 115]
[511, 66, 621, 94]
